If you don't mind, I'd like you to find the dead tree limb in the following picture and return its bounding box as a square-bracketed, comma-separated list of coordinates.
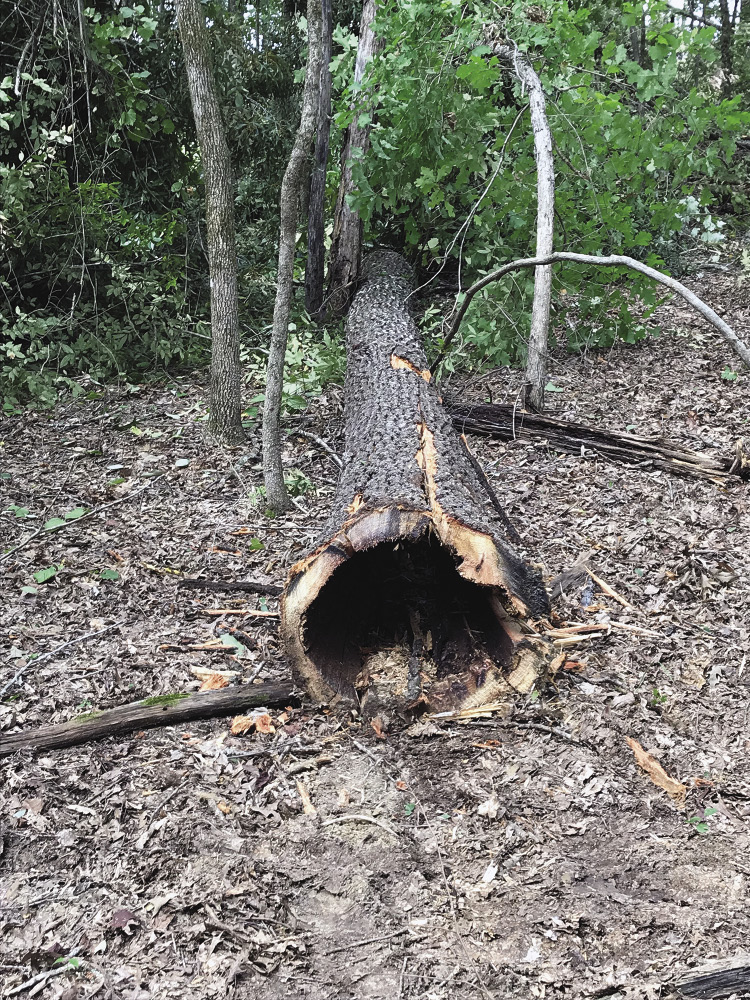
[282, 251, 556, 717]
[0, 682, 298, 758]
[437, 252, 750, 370]
[262, 0, 323, 513]
[447, 400, 750, 483]
[492, 43, 555, 412]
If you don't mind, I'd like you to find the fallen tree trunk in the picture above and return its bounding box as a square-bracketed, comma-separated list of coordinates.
[282, 251, 557, 715]
[0, 682, 297, 757]
[447, 400, 750, 483]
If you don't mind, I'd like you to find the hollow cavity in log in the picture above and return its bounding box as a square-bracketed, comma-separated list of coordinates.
[282, 252, 556, 714]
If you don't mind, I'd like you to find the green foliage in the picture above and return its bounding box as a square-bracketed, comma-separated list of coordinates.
[337, 0, 750, 363]
[687, 806, 717, 835]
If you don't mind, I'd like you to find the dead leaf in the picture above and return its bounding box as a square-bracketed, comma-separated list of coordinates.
[371, 717, 386, 739]
[217, 800, 232, 815]
[626, 737, 686, 808]
[395, 780, 408, 791]
[477, 794, 501, 819]
[199, 672, 229, 691]
[254, 713, 275, 734]
[230, 715, 255, 735]
[111, 908, 139, 933]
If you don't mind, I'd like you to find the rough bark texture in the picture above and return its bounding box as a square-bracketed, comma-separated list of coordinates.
[492, 45, 554, 413]
[305, 0, 333, 317]
[326, 0, 378, 318]
[262, 0, 323, 512]
[283, 251, 555, 715]
[447, 400, 750, 484]
[0, 682, 298, 758]
[176, 0, 244, 446]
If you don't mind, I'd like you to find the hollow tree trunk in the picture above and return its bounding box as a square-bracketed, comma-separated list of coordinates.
[282, 252, 555, 716]
[176, 0, 244, 446]
[326, 0, 379, 318]
[305, 0, 333, 317]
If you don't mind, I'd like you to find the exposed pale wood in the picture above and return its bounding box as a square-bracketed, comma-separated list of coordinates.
[0, 682, 298, 758]
[447, 399, 749, 483]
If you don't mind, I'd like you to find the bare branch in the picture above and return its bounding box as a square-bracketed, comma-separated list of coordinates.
[436, 252, 750, 370]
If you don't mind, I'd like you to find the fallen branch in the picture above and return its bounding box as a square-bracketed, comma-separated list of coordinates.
[178, 578, 282, 596]
[437, 252, 750, 370]
[0, 681, 298, 757]
[447, 399, 750, 483]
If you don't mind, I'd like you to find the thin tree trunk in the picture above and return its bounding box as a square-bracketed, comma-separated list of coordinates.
[718, 0, 734, 96]
[262, 0, 323, 512]
[305, 0, 333, 317]
[176, 0, 244, 446]
[283, 252, 554, 715]
[326, 0, 379, 318]
[492, 45, 554, 412]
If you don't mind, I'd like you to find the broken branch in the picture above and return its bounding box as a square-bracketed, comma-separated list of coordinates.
[0, 681, 298, 758]
[438, 252, 750, 370]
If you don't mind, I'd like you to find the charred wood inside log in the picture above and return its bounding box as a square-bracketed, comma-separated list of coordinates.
[282, 252, 556, 715]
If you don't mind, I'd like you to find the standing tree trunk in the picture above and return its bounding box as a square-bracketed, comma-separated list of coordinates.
[305, 0, 333, 317]
[325, 0, 379, 318]
[492, 45, 554, 413]
[262, 0, 323, 512]
[176, 0, 244, 446]
[282, 252, 554, 715]
[718, 0, 734, 96]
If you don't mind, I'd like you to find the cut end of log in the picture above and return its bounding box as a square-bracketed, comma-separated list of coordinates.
[282, 506, 555, 714]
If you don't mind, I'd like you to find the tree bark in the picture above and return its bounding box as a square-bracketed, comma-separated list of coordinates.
[492, 45, 554, 413]
[176, 0, 244, 446]
[282, 252, 555, 716]
[718, 0, 734, 97]
[326, 0, 379, 318]
[262, 0, 323, 513]
[305, 0, 333, 317]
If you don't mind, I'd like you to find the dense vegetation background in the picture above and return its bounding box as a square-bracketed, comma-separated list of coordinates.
[2, 0, 749, 410]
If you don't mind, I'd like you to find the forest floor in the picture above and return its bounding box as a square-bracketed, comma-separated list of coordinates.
[1, 272, 749, 1000]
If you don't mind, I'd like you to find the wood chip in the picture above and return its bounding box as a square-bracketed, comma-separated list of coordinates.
[626, 737, 686, 808]
[198, 673, 230, 691]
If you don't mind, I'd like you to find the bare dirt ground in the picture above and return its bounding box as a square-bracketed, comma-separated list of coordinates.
[1, 275, 749, 999]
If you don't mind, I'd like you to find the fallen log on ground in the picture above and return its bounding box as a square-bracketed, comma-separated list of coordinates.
[282, 251, 557, 715]
[447, 400, 750, 483]
[0, 681, 297, 757]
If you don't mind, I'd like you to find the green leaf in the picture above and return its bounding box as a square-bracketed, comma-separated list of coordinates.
[248, 538, 264, 551]
[64, 507, 87, 520]
[20, 585, 38, 596]
[99, 568, 120, 581]
[43, 517, 67, 531]
[721, 367, 738, 381]
[219, 633, 250, 658]
[162, 119, 175, 134]
[427, 237, 440, 250]
[544, 382, 564, 392]
[33, 566, 58, 583]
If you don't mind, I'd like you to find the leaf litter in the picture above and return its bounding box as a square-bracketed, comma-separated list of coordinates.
[1, 274, 749, 998]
